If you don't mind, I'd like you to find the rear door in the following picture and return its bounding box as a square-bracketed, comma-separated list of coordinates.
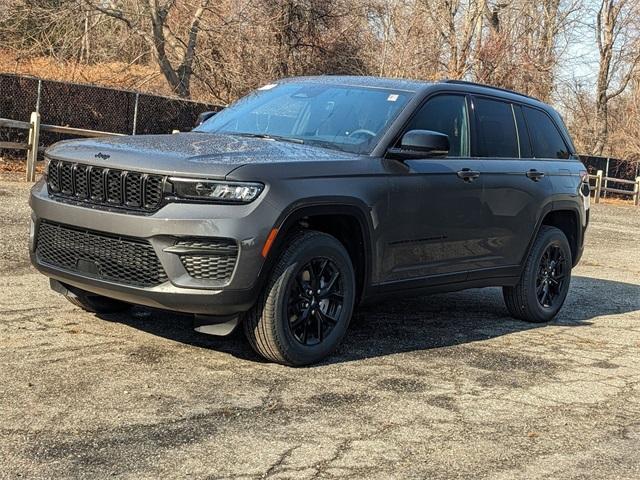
[472, 97, 556, 277]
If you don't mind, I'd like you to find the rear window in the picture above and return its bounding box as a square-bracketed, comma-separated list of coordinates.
[474, 97, 519, 158]
[522, 107, 570, 159]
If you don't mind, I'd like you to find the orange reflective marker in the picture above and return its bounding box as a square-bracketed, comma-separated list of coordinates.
[261, 228, 279, 258]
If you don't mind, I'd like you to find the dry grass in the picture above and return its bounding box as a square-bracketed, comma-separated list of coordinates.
[0, 49, 173, 97]
[598, 196, 638, 206]
[0, 156, 44, 176]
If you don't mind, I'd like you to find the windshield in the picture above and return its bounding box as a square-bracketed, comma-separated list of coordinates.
[194, 82, 413, 154]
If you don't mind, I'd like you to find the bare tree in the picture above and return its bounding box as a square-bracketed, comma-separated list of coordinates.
[593, 0, 640, 155]
[3, 0, 640, 163]
[84, 0, 212, 98]
[421, 0, 483, 79]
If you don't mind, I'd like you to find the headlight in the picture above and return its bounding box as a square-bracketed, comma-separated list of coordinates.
[168, 178, 264, 203]
[43, 157, 51, 177]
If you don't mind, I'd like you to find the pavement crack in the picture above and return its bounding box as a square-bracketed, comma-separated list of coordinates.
[261, 445, 300, 479]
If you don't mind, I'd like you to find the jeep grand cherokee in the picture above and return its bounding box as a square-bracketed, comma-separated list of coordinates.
[29, 76, 590, 365]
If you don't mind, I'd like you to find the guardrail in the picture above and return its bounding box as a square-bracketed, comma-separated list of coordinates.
[589, 170, 640, 206]
[0, 113, 124, 182]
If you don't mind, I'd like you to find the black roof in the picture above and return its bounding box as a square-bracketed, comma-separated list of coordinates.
[280, 75, 431, 92]
[280, 75, 543, 105]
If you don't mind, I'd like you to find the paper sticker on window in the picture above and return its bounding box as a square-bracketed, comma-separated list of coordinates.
[258, 83, 277, 90]
[387, 94, 399, 102]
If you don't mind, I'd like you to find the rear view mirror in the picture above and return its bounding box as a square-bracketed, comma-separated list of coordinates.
[195, 111, 217, 127]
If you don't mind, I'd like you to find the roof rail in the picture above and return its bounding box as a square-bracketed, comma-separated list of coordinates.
[441, 79, 538, 101]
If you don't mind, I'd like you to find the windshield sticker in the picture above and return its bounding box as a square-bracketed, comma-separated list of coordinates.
[258, 83, 277, 90]
[387, 94, 399, 102]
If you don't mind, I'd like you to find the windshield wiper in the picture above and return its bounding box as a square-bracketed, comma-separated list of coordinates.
[230, 132, 305, 144]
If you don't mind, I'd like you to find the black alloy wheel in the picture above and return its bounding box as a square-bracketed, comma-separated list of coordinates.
[536, 244, 568, 308]
[286, 258, 344, 346]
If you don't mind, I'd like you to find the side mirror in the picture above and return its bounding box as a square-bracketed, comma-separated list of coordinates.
[196, 111, 217, 127]
[387, 130, 450, 159]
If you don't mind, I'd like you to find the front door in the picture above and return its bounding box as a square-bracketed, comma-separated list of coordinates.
[380, 94, 489, 284]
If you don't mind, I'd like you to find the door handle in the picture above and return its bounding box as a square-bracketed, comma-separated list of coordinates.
[456, 168, 480, 182]
[526, 169, 545, 181]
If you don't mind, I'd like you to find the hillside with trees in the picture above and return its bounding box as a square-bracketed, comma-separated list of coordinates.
[1, 0, 639, 167]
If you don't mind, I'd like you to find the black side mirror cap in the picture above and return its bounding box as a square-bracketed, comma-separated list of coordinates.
[195, 111, 217, 127]
[387, 130, 450, 159]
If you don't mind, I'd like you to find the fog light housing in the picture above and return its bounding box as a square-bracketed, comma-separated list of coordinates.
[29, 219, 36, 251]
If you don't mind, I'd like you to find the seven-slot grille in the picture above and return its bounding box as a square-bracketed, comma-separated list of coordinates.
[36, 221, 168, 287]
[47, 159, 165, 212]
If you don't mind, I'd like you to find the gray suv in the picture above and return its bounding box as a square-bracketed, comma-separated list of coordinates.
[29, 76, 589, 365]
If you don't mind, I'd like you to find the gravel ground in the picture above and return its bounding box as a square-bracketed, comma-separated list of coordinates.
[1, 173, 639, 479]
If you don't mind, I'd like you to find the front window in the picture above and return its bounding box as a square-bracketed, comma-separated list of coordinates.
[400, 94, 470, 157]
[195, 82, 413, 154]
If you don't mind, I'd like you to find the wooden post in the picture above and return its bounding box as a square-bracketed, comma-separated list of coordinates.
[634, 176, 640, 206]
[595, 170, 603, 204]
[132, 92, 139, 135]
[603, 157, 610, 198]
[26, 112, 41, 182]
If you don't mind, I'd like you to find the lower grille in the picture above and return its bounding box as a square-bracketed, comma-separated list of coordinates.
[175, 239, 238, 282]
[36, 221, 168, 287]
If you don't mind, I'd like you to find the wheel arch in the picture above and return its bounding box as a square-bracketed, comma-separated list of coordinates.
[261, 199, 375, 304]
[526, 204, 582, 268]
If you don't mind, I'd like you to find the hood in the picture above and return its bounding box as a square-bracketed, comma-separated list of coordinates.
[44, 132, 359, 178]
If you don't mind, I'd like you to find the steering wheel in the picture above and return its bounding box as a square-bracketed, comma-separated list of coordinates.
[348, 129, 376, 139]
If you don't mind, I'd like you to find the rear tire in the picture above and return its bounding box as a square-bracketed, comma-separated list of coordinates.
[65, 289, 131, 314]
[243, 230, 355, 366]
[503, 226, 572, 323]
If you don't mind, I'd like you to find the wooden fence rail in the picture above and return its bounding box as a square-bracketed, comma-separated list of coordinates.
[1, 114, 124, 181]
[589, 170, 640, 206]
[3, 113, 640, 207]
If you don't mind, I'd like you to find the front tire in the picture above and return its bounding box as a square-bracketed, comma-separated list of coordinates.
[503, 226, 572, 323]
[243, 231, 355, 366]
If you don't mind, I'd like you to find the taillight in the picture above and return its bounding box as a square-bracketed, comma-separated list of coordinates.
[579, 170, 591, 197]
[579, 170, 588, 182]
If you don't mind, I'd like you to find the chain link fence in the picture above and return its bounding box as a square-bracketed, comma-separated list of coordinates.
[0, 73, 223, 154]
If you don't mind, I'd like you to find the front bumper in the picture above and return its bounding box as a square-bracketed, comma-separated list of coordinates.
[29, 179, 277, 315]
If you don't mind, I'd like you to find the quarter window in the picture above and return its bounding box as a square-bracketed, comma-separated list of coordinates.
[473, 97, 519, 158]
[403, 95, 470, 157]
[522, 107, 570, 159]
